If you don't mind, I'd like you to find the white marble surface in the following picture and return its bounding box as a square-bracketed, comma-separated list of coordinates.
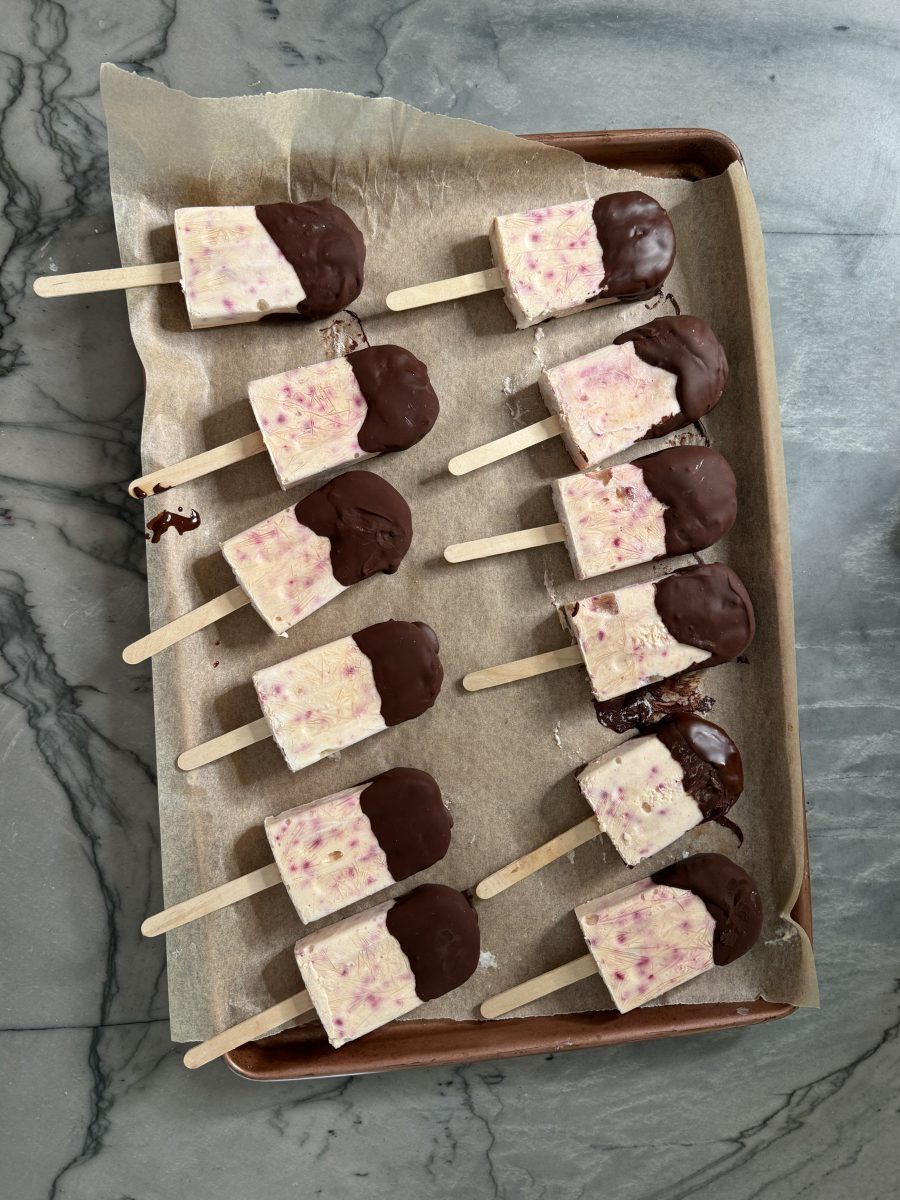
[1, 2, 898, 1197]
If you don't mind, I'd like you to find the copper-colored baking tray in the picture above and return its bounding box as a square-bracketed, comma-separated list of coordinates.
[226, 126, 811, 1082]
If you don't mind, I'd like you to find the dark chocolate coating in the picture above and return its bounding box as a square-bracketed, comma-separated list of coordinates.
[352, 620, 443, 726]
[591, 192, 676, 299]
[348, 345, 440, 454]
[651, 852, 762, 966]
[655, 715, 744, 839]
[255, 199, 365, 319]
[654, 563, 755, 665]
[359, 768, 452, 881]
[637, 445, 737, 557]
[614, 315, 729, 437]
[294, 470, 412, 587]
[385, 884, 480, 1001]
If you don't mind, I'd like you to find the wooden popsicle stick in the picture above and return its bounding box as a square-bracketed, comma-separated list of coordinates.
[128, 430, 267, 498]
[448, 415, 562, 477]
[184, 990, 317, 1069]
[122, 586, 250, 665]
[480, 953, 596, 1019]
[476, 817, 599, 900]
[142, 862, 282, 937]
[33, 260, 181, 298]
[463, 644, 582, 693]
[177, 717, 272, 771]
[385, 266, 502, 312]
[445, 523, 565, 564]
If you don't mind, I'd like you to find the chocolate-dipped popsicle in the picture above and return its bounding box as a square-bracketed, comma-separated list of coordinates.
[123, 470, 413, 664]
[184, 885, 481, 1066]
[178, 620, 443, 772]
[128, 344, 440, 500]
[386, 190, 676, 328]
[35, 200, 366, 326]
[562, 562, 755, 703]
[481, 853, 762, 1019]
[447, 316, 728, 478]
[477, 715, 745, 900]
[142, 768, 452, 937]
[445, 446, 737, 579]
[463, 562, 754, 701]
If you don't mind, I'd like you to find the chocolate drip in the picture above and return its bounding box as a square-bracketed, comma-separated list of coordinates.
[614, 316, 728, 438]
[348, 345, 440, 454]
[145, 508, 201, 543]
[654, 563, 755, 665]
[637, 446, 737, 557]
[591, 192, 676, 299]
[656, 715, 744, 840]
[352, 620, 443, 726]
[294, 470, 412, 587]
[652, 853, 762, 965]
[255, 199, 365, 319]
[385, 884, 480, 1001]
[593, 672, 715, 733]
[360, 768, 451, 882]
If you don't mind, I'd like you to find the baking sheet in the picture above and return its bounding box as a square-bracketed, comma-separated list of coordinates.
[100, 65, 818, 1042]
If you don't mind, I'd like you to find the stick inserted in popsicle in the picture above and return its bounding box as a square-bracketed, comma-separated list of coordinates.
[178, 619, 443, 772]
[123, 470, 413, 664]
[480, 853, 762, 1019]
[184, 884, 480, 1067]
[387, 191, 675, 328]
[463, 562, 755, 701]
[128, 343, 439, 499]
[34, 200, 366, 326]
[448, 315, 727, 477]
[446, 446, 737, 579]
[143, 768, 452, 936]
[477, 716, 744, 900]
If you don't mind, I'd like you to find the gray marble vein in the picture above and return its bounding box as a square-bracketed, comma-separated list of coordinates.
[1, 1, 898, 1198]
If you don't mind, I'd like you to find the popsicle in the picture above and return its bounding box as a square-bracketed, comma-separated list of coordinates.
[386, 190, 675, 327]
[445, 446, 737, 578]
[477, 715, 744, 899]
[481, 853, 762, 1019]
[122, 470, 413, 664]
[448, 315, 727, 477]
[33, 199, 366, 325]
[177, 619, 443, 772]
[463, 562, 755, 700]
[184, 884, 480, 1066]
[142, 767, 452, 936]
[128, 343, 440, 499]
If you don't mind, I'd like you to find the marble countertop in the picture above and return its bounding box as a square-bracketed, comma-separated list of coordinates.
[2, 3, 897, 1197]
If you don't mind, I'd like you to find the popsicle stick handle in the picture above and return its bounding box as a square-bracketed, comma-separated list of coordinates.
[480, 953, 596, 1019]
[33, 260, 181, 298]
[142, 862, 282, 937]
[476, 816, 599, 900]
[448, 415, 562, 477]
[463, 643, 582, 693]
[177, 717, 272, 771]
[122, 586, 249, 665]
[445, 523, 565, 565]
[128, 430, 267, 499]
[184, 990, 317, 1069]
[385, 266, 502, 313]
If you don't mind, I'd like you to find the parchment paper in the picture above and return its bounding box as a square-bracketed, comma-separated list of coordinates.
[100, 64, 818, 1042]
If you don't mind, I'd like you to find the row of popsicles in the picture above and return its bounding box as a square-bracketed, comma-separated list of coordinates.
[123, 312, 733, 664]
[34, 189, 676, 331]
[171, 722, 759, 1068]
[169, 549, 754, 776]
[120, 309, 725, 504]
